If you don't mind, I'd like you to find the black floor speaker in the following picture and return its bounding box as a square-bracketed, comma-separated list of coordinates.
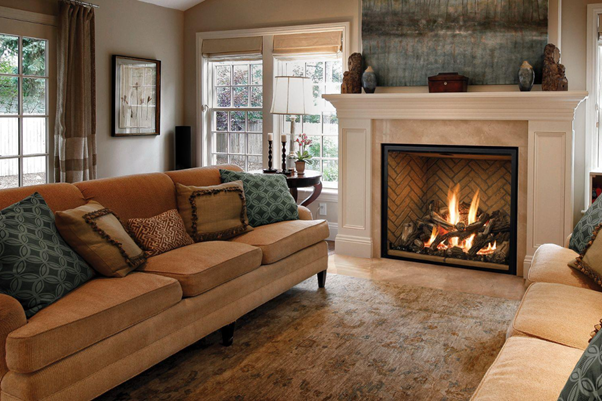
[175, 126, 192, 170]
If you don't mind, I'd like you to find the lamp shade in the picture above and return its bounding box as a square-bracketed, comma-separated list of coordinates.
[270, 76, 319, 115]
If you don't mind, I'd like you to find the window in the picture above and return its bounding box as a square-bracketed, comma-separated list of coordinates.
[278, 58, 342, 188]
[0, 33, 49, 188]
[208, 60, 264, 171]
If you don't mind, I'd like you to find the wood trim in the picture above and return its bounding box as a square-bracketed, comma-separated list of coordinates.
[0, 6, 57, 27]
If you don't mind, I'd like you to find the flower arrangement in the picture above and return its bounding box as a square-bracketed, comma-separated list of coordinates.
[294, 134, 313, 163]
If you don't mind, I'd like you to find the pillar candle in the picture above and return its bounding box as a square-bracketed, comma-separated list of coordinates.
[281, 134, 287, 143]
[268, 133, 273, 141]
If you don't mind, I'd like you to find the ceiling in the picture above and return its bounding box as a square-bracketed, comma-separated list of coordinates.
[138, 0, 207, 11]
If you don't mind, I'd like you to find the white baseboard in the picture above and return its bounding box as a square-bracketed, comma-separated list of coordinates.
[335, 234, 373, 258]
[523, 254, 533, 279]
[327, 222, 338, 241]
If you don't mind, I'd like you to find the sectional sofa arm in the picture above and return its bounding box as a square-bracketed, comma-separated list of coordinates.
[298, 205, 313, 220]
[0, 295, 26, 379]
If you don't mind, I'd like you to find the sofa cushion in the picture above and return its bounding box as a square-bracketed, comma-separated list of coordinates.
[231, 219, 329, 264]
[5, 273, 181, 374]
[508, 282, 602, 350]
[0, 183, 85, 212]
[138, 241, 263, 297]
[559, 329, 602, 400]
[527, 244, 599, 290]
[75, 173, 177, 221]
[471, 336, 582, 400]
[165, 164, 242, 187]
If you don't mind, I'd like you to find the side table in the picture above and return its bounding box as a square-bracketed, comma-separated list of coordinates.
[250, 170, 322, 206]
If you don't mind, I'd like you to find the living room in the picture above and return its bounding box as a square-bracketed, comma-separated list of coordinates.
[0, 0, 600, 399]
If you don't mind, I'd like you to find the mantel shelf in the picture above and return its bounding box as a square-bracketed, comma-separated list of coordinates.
[323, 91, 588, 121]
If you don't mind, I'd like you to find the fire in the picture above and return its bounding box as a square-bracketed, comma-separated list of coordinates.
[425, 226, 438, 247]
[447, 184, 461, 246]
[477, 241, 497, 255]
[468, 190, 480, 225]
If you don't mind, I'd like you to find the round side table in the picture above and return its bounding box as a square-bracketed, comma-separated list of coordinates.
[250, 170, 322, 206]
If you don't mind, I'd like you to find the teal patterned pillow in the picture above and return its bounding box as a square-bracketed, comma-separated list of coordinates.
[570, 197, 602, 253]
[0, 193, 94, 318]
[559, 328, 602, 400]
[220, 170, 299, 227]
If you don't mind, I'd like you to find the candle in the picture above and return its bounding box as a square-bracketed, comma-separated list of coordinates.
[281, 134, 287, 143]
[268, 133, 273, 141]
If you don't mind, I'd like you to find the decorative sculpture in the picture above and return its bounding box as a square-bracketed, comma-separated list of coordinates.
[542, 44, 568, 91]
[341, 53, 363, 94]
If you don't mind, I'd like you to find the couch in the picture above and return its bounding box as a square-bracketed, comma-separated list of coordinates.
[0, 165, 330, 401]
[471, 240, 601, 400]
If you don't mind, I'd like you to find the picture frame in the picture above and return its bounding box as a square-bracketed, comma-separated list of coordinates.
[112, 55, 161, 136]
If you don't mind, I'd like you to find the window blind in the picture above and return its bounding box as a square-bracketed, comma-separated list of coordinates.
[273, 31, 342, 55]
[202, 36, 263, 58]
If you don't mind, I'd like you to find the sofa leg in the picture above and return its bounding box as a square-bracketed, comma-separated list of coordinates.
[221, 322, 235, 346]
[317, 270, 327, 288]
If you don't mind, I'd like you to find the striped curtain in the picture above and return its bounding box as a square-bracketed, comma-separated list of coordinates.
[54, 1, 97, 183]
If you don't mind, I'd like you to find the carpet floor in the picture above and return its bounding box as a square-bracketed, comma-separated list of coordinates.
[99, 274, 519, 401]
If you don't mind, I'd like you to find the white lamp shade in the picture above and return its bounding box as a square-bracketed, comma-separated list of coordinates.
[270, 76, 319, 115]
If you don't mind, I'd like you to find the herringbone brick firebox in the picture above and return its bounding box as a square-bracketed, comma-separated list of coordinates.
[381, 145, 518, 274]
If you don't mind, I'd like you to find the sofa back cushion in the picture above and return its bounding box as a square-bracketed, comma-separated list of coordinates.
[0, 183, 85, 212]
[74, 173, 176, 221]
[165, 165, 242, 187]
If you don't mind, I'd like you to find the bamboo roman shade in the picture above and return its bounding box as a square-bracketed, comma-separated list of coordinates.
[273, 31, 342, 55]
[202, 36, 263, 58]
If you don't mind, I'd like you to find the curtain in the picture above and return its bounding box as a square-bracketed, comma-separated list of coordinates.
[55, 1, 96, 183]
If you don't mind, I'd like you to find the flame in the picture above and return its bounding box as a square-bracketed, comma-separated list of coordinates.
[468, 189, 480, 225]
[447, 184, 461, 246]
[477, 241, 497, 255]
[425, 226, 438, 247]
[465, 234, 475, 249]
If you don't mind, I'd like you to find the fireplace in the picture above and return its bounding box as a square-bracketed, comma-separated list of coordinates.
[381, 144, 519, 274]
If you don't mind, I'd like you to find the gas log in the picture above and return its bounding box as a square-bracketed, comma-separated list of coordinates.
[392, 201, 511, 265]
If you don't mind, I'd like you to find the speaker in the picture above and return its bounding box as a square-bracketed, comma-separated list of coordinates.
[175, 126, 192, 170]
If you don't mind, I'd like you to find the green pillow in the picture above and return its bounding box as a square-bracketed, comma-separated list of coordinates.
[0, 193, 94, 318]
[220, 170, 299, 227]
[570, 197, 602, 253]
[559, 328, 602, 400]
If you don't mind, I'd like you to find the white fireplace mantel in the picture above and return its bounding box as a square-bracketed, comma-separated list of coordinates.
[323, 91, 587, 277]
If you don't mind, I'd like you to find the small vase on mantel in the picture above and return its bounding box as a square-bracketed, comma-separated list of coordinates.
[518, 61, 535, 92]
[362, 66, 377, 94]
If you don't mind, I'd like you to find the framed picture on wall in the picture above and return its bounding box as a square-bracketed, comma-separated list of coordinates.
[112, 55, 161, 136]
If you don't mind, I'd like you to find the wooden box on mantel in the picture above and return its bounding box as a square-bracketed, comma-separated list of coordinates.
[428, 73, 469, 93]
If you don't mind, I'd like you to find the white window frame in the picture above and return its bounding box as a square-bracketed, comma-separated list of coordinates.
[197, 22, 349, 186]
[586, 4, 602, 210]
[0, 7, 57, 187]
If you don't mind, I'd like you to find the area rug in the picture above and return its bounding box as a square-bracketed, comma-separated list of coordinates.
[99, 274, 519, 401]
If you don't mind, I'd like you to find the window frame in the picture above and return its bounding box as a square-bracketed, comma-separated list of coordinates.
[0, 11, 56, 188]
[197, 22, 349, 185]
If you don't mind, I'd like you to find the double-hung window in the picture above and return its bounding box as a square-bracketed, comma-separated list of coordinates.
[208, 60, 264, 171]
[0, 12, 55, 189]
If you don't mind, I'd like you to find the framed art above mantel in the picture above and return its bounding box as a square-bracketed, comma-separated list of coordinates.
[112, 55, 161, 137]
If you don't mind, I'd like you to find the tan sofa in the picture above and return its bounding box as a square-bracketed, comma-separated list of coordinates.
[471, 242, 600, 400]
[0, 165, 329, 401]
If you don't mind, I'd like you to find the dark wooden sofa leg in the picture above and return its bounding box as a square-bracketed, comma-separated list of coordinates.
[221, 322, 235, 346]
[317, 270, 327, 288]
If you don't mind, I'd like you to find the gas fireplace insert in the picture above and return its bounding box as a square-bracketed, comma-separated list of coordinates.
[381, 144, 518, 274]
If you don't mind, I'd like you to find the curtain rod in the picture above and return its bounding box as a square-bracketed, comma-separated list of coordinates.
[61, 0, 100, 9]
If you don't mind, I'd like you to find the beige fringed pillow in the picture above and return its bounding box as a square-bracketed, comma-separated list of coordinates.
[55, 201, 146, 277]
[176, 181, 252, 242]
[569, 222, 602, 288]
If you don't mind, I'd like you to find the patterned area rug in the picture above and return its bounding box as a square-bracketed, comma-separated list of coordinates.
[99, 274, 519, 401]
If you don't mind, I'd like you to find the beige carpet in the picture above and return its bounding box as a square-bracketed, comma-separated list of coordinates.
[99, 274, 519, 401]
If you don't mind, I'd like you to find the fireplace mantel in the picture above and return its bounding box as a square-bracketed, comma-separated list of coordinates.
[324, 91, 587, 121]
[323, 91, 588, 277]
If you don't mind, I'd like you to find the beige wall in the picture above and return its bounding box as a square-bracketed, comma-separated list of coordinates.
[0, 0, 184, 179]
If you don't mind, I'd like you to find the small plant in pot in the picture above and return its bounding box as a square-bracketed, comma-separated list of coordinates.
[294, 134, 313, 175]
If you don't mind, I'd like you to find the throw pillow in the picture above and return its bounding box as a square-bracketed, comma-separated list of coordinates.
[570, 197, 602, 253]
[127, 209, 193, 257]
[558, 328, 602, 400]
[219, 170, 299, 227]
[568, 222, 602, 288]
[0, 193, 94, 318]
[176, 181, 252, 242]
[55, 201, 146, 277]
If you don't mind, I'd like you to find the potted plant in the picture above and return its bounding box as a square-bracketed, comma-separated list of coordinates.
[294, 134, 313, 175]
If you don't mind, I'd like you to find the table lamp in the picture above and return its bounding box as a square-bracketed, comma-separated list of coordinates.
[271, 76, 319, 174]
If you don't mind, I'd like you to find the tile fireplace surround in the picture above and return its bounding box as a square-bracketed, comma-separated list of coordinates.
[323, 91, 587, 277]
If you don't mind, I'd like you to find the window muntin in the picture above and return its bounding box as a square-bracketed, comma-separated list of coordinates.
[209, 60, 263, 171]
[279, 58, 342, 188]
[0, 33, 49, 188]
